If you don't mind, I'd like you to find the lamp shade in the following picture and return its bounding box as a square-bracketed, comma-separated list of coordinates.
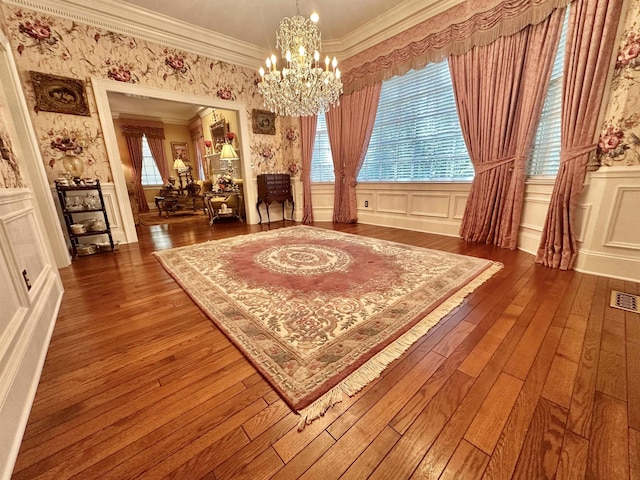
[219, 143, 239, 161]
[173, 159, 186, 170]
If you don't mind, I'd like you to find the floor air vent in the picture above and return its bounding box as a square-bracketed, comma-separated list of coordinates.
[610, 290, 639, 313]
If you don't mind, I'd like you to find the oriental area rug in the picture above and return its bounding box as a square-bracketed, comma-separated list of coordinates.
[153, 226, 502, 428]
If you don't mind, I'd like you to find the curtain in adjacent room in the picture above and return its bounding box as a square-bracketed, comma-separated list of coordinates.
[189, 118, 206, 180]
[449, 8, 564, 248]
[123, 135, 149, 213]
[536, 0, 624, 269]
[121, 120, 168, 213]
[300, 115, 318, 224]
[326, 83, 382, 223]
[146, 135, 170, 183]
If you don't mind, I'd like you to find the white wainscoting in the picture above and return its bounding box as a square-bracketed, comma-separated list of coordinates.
[517, 180, 555, 256]
[357, 183, 469, 236]
[0, 189, 63, 479]
[305, 174, 640, 282]
[306, 182, 471, 236]
[575, 166, 640, 282]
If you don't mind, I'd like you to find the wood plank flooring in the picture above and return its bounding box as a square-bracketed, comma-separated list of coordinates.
[11, 220, 640, 479]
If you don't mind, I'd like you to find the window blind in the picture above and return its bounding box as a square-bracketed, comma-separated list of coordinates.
[311, 114, 335, 182]
[358, 61, 473, 182]
[527, 9, 569, 177]
[141, 134, 163, 185]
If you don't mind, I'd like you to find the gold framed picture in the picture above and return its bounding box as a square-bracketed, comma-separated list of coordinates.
[171, 142, 189, 162]
[29, 71, 90, 116]
[252, 109, 276, 135]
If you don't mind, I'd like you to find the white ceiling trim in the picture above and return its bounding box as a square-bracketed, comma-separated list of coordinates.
[113, 113, 192, 125]
[334, 0, 466, 60]
[4, 0, 465, 70]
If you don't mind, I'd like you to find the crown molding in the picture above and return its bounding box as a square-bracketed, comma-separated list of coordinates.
[330, 0, 466, 60]
[3, 0, 266, 69]
[113, 112, 192, 125]
[199, 107, 215, 120]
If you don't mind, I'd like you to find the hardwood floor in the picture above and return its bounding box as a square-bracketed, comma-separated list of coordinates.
[11, 219, 639, 479]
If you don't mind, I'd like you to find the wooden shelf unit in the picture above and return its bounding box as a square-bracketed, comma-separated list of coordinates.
[55, 180, 115, 258]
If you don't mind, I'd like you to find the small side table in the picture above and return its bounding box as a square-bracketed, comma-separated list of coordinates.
[205, 192, 243, 225]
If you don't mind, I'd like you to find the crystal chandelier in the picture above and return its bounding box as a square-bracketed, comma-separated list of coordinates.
[258, 1, 343, 117]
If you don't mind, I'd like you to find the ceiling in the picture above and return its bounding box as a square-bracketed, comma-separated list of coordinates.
[119, 0, 402, 53]
[90, 0, 460, 120]
[105, 0, 447, 121]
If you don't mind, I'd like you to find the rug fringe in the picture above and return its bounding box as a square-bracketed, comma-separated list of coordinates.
[296, 262, 502, 430]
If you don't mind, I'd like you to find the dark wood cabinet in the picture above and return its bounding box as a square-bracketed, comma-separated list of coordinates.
[256, 174, 294, 224]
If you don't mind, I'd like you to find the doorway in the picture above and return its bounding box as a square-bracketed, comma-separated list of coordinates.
[92, 78, 257, 245]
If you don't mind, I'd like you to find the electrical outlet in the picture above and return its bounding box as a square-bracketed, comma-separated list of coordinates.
[364, 200, 369, 208]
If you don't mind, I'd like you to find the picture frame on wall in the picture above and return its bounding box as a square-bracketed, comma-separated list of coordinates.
[29, 71, 90, 116]
[171, 142, 189, 162]
[252, 109, 276, 135]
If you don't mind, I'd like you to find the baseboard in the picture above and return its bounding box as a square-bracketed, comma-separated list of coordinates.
[517, 230, 541, 257]
[356, 211, 461, 237]
[574, 248, 640, 283]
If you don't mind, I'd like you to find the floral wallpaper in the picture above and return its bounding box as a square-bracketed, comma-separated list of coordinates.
[0, 76, 26, 189]
[0, 5, 302, 184]
[596, 0, 640, 167]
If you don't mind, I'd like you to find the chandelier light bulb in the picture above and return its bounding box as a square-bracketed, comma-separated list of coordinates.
[259, 67, 265, 77]
[314, 51, 320, 61]
[266, 58, 271, 69]
[299, 45, 305, 56]
[286, 50, 292, 62]
[310, 12, 319, 22]
[332, 57, 338, 69]
[271, 54, 277, 65]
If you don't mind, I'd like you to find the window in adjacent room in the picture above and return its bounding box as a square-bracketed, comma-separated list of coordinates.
[140, 134, 163, 185]
[310, 113, 334, 182]
[527, 8, 569, 177]
[358, 60, 474, 182]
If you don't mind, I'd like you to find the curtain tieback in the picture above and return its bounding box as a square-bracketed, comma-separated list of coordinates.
[560, 144, 597, 164]
[475, 155, 521, 175]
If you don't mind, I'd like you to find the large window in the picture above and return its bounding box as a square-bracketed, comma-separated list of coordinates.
[140, 135, 163, 185]
[310, 10, 568, 183]
[310, 114, 334, 182]
[359, 61, 473, 182]
[527, 10, 569, 177]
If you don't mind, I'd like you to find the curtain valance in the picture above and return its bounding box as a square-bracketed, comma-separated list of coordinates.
[120, 119, 165, 139]
[188, 118, 203, 140]
[341, 0, 571, 94]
